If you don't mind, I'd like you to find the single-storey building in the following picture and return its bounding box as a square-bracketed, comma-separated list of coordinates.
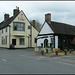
[0, 6, 38, 48]
[37, 13, 75, 50]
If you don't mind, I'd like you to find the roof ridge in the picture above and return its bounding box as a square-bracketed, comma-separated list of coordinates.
[51, 21, 75, 27]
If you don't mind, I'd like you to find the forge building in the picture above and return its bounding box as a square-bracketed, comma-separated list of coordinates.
[37, 13, 75, 50]
[0, 7, 38, 48]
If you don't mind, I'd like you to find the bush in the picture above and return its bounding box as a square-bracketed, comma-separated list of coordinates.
[41, 50, 44, 55]
[55, 49, 58, 55]
[64, 49, 67, 55]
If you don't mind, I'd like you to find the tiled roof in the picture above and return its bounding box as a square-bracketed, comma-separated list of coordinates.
[47, 21, 75, 36]
[0, 13, 19, 29]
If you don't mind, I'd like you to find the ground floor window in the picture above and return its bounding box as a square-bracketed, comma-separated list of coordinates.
[2, 37, 3, 45]
[19, 38, 24, 45]
[51, 37, 54, 47]
[5, 36, 7, 44]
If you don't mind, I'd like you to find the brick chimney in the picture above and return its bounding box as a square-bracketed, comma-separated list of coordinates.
[45, 13, 51, 24]
[4, 14, 9, 21]
[13, 6, 20, 16]
[33, 20, 35, 28]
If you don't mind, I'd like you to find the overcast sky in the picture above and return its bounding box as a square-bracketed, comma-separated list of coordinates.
[0, 1, 75, 25]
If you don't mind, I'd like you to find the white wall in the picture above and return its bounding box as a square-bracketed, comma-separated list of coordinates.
[39, 22, 54, 34]
[10, 11, 38, 48]
[37, 22, 58, 48]
[55, 36, 58, 49]
[0, 27, 9, 48]
[37, 35, 52, 47]
[37, 22, 54, 47]
[32, 26, 39, 47]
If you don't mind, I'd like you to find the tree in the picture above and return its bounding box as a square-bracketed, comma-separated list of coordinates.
[30, 20, 42, 32]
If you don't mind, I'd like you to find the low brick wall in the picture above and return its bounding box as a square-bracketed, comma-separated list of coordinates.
[35, 48, 55, 53]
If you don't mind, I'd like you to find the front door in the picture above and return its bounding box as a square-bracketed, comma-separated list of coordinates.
[12, 39, 16, 45]
[44, 39, 48, 47]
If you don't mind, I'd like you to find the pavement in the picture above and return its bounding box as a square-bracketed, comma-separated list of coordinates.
[0, 48, 75, 74]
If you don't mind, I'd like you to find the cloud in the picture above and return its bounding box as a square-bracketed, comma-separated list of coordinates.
[0, 1, 75, 26]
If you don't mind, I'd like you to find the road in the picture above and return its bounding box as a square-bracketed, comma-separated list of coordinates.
[0, 48, 75, 74]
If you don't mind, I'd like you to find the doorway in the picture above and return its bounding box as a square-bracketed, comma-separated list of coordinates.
[12, 39, 16, 45]
[44, 39, 48, 47]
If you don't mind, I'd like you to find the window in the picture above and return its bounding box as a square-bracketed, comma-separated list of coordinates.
[5, 27, 7, 32]
[35, 38, 37, 43]
[19, 38, 24, 45]
[51, 37, 54, 47]
[5, 36, 7, 44]
[2, 37, 3, 45]
[13, 22, 25, 31]
[28, 26, 31, 29]
[2, 29, 3, 33]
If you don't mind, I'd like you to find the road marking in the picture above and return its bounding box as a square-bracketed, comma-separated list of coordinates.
[56, 61, 75, 66]
[20, 55, 48, 61]
[39, 56, 46, 58]
[2, 59, 6, 62]
[21, 55, 25, 56]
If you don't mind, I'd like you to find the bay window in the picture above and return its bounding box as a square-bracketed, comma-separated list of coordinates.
[13, 22, 25, 31]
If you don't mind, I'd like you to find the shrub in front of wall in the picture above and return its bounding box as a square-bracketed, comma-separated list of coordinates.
[69, 49, 72, 54]
[64, 49, 67, 55]
[55, 49, 58, 55]
[41, 50, 44, 55]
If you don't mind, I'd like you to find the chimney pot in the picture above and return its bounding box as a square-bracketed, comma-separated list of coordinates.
[33, 20, 35, 28]
[45, 13, 51, 24]
[4, 14, 9, 21]
[13, 6, 20, 16]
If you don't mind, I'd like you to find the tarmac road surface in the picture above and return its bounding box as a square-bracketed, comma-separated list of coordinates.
[0, 48, 75, 74]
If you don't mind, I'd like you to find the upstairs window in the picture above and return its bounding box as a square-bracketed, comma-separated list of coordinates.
[13, 22, 25, 31]
[2, 29, 3, 33]
[5, 27, 7, 32]
[28, 26, 31, 29]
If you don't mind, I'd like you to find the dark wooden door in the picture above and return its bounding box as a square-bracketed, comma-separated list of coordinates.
[12, 39, 16, 45]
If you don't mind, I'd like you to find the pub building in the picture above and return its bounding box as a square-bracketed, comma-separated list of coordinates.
[37, 13, 75, 50]
[0, 6, 38, 48]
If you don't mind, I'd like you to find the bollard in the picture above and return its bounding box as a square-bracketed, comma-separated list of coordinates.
[56, 49, 58, 55]
[46, 49, 48, 53]
[64, 49, 67, 55]
[69, 49, 71, 54]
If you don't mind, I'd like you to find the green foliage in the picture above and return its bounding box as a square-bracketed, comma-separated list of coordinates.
[41, 50, 44, 53]
[55, 49, 58, 52]
[45, 46, 53, 48]
[37, 46, 41, 48]
[64, 49, 67, 51]
[41, 50, 44, 55]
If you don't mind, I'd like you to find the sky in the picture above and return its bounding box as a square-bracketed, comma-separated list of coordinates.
[0, 1, 75, 26]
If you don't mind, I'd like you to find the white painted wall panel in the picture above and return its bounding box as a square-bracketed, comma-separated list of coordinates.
[37, 22, 54, 47]
[39, 22, 54, 34]
[37, 35, 52, 47]
[55, 36, 58, 49]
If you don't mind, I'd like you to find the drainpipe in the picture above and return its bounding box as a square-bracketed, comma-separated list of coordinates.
[30, 26, 32, 47]
[9, 25, 11, 48]
[28, 36, 29, 47]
